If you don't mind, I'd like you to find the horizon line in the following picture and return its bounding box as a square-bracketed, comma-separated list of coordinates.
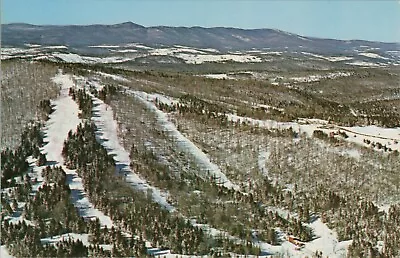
[3, 21, 400, 44]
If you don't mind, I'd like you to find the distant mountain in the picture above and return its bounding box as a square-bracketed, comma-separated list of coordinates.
[2, 22, 399, 54]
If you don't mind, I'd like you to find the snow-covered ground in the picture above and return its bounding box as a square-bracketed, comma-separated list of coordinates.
[338, 125, 400, 152]
[40, 233, 115, 255]
[346, 61, 384, 67]
[89, 83, 240, 191]
[1, 72, 114, 258]
[301, 52, 353, 62]
[86, 82, 258, 255]
[0, 246, 13, 258]
[358, 52, 389, 60]
[112, 49, 138, 53]
[128, 89, 241, 191]
[3, 212, 34, 227]
[175, 53, 263, 64]
[52, 53, 132, 64]
[201, 73, 234, 79]
[3, 61, 396, 256]
[259, 51, 283, 55]
[89, 95, 175, 211]
[132, 90, 180, 106]
[226, 113, 400, 152]
[26, 156, 46, 193]
[150, 47, 206, 55]
[1, 46, 263, 64]
[41, 233, 90, 246]
[1, 47, 42, 55]
[253, 103, 285, 112]
[258, 148, 270, 177]
[3, 45, 397, 67]
[96, 71, 130, 82]
[88, 45, 121, 48]
[43, 45, 68, 49]
[24, 43, 41, 48]
[290, 71, 353, 83]
[124, 43, 153, 49]
[47, 72, 114, 227]
[304, 219, 352, 257]
[1, 73, 116, 234]
[340, 125, 399, 141]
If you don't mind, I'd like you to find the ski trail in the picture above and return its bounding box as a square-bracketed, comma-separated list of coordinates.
[90, 95, 175, 212]
[258, 147, 270, 177]
[125, 88, 240, 191]
[0, 246, 13, 258]
[304, 218, 351, 258]
[26, 156, 45, 193]
[43, 72, 114, 227]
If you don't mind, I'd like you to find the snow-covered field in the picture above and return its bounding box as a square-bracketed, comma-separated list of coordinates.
[1, 47, 41, 55]
[43, 45, 68, 49]
[341, 125, 400, 141]
[2, 44, 398, 67]
[124, 43, 153, 49]
[150, 47, 207, 55]
[346, 61, 384, 67]
[200, 73, 234, 79]
[2, 46, 262, 64]
[301, 52, 354, 62]
[112, 49, 138, 53]
[259, 51, 283, 55]
[52, 53, 133, 64]
[290, 71, 353, 83]
[175, 53, 263, 64]
[226, 113, 400, 152]
[338, 125, 400, 151]
[359, 52, 389, 60]
[88, 45, 120, 48]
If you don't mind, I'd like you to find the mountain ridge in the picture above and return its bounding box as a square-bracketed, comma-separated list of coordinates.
[2, 22, 399, 54]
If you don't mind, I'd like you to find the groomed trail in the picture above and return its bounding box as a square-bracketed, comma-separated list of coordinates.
[90, 94, 175, 212]
[45, 72, 114, 227]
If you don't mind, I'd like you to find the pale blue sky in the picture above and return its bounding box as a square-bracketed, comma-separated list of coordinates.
[2, 0, 400, 43]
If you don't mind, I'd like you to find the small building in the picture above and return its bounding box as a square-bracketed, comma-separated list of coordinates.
[287, 236, 305, 248]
